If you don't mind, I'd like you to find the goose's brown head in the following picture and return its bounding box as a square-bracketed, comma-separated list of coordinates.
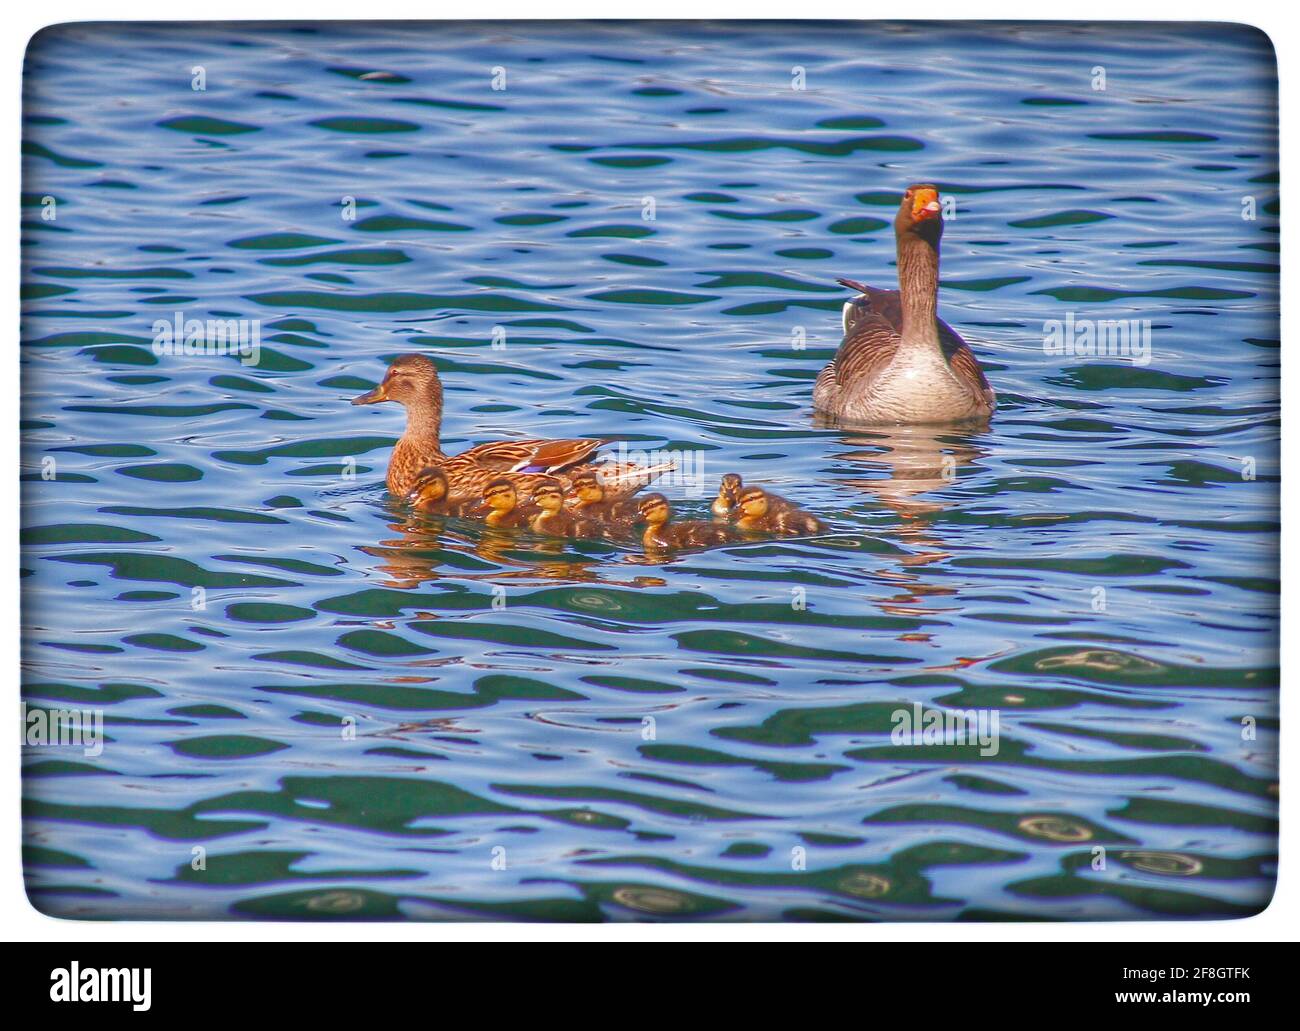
[352, 353, 444, 415]
[897, 184, 944, 241]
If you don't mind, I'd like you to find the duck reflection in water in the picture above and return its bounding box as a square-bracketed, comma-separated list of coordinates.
[366, 499, 658, 591]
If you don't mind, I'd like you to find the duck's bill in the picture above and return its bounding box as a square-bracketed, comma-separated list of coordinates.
[351, 384, 388, 405]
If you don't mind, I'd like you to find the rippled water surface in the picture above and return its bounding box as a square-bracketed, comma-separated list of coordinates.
[21, 21, 1279, 920]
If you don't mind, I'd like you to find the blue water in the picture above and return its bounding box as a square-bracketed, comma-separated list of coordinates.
[21, 21, 1278, 920]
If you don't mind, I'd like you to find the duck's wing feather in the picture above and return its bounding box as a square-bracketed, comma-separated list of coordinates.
[456, 438, 604, 474]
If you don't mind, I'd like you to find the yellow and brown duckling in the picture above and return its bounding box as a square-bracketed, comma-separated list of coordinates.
[711, 472, 744, 519]
[735, 486, 824, 535]
[478, 477, 539, 529]
[714, 474, 821, 532]
[352, 353, 674, 498]
[405, 467, 476, 517]
[528, 481, 603, 537]
[570, 471, 642, 529]
[638, 493, 741, 551]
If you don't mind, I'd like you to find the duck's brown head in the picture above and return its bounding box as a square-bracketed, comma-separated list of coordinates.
[572, 472, 605, 504]
[482, 477, 518, 512]
[739, 486, 769, 518]
[638, 492, 671, 527]
[718, 472, 743, 503]
[531, 480, 565, 513]
[407, 466, 448, 505]
[352, 354, 444, 422]
[896, 184, 944, 241]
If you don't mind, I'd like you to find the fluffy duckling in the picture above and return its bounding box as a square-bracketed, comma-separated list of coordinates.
[570, 471, 642, 530]
[528, 480, 602, 537]
[638, 493, 740, 551]
[711, 472, 744, 519]
[406, 467, 474, 516]
[715, 474, 812, 524]
[735, 486, 824, 535]
[479, 477, 537, 529]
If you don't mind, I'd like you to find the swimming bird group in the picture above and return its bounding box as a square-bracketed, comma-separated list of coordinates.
[350, 183, 993, 551]
[403, 461, 821, 553]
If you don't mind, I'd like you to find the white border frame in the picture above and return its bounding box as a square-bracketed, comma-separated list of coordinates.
[5, 1, 1292, 943]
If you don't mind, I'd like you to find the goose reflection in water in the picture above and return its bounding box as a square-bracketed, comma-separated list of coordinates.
[820, 420, 993, 652]
[818, 420, 986, 521]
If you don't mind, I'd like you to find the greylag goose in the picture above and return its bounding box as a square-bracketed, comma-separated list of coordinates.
[812, 185, 995, 425]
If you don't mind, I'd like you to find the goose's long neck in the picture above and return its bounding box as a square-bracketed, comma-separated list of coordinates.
[897, 232, 941, 349]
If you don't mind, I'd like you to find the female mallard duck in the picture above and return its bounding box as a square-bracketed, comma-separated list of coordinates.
[813, 185, 995, 425]
[711, 472, 744, 519]
[352, 353, 674, 498]
[529, 481, 603, 537]
[638, 493, 740, 551]
[735, 486, 824, 535]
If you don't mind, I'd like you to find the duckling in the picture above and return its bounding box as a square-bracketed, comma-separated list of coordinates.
[712, 472, 744, 519]
[735, 486, 824, 535]
[570, 471, 642, 531]
[715, 474, 812, 524]
[405, 467, 475, 516]
[528, 480, 602, 537]
[478, 477, 537, 529]
[638, 493, 740, 551]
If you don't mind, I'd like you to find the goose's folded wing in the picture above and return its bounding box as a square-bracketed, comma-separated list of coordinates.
[837, 279, 900, 337]
[828, 310, 902, 391]
[939, 329, 995, 404]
